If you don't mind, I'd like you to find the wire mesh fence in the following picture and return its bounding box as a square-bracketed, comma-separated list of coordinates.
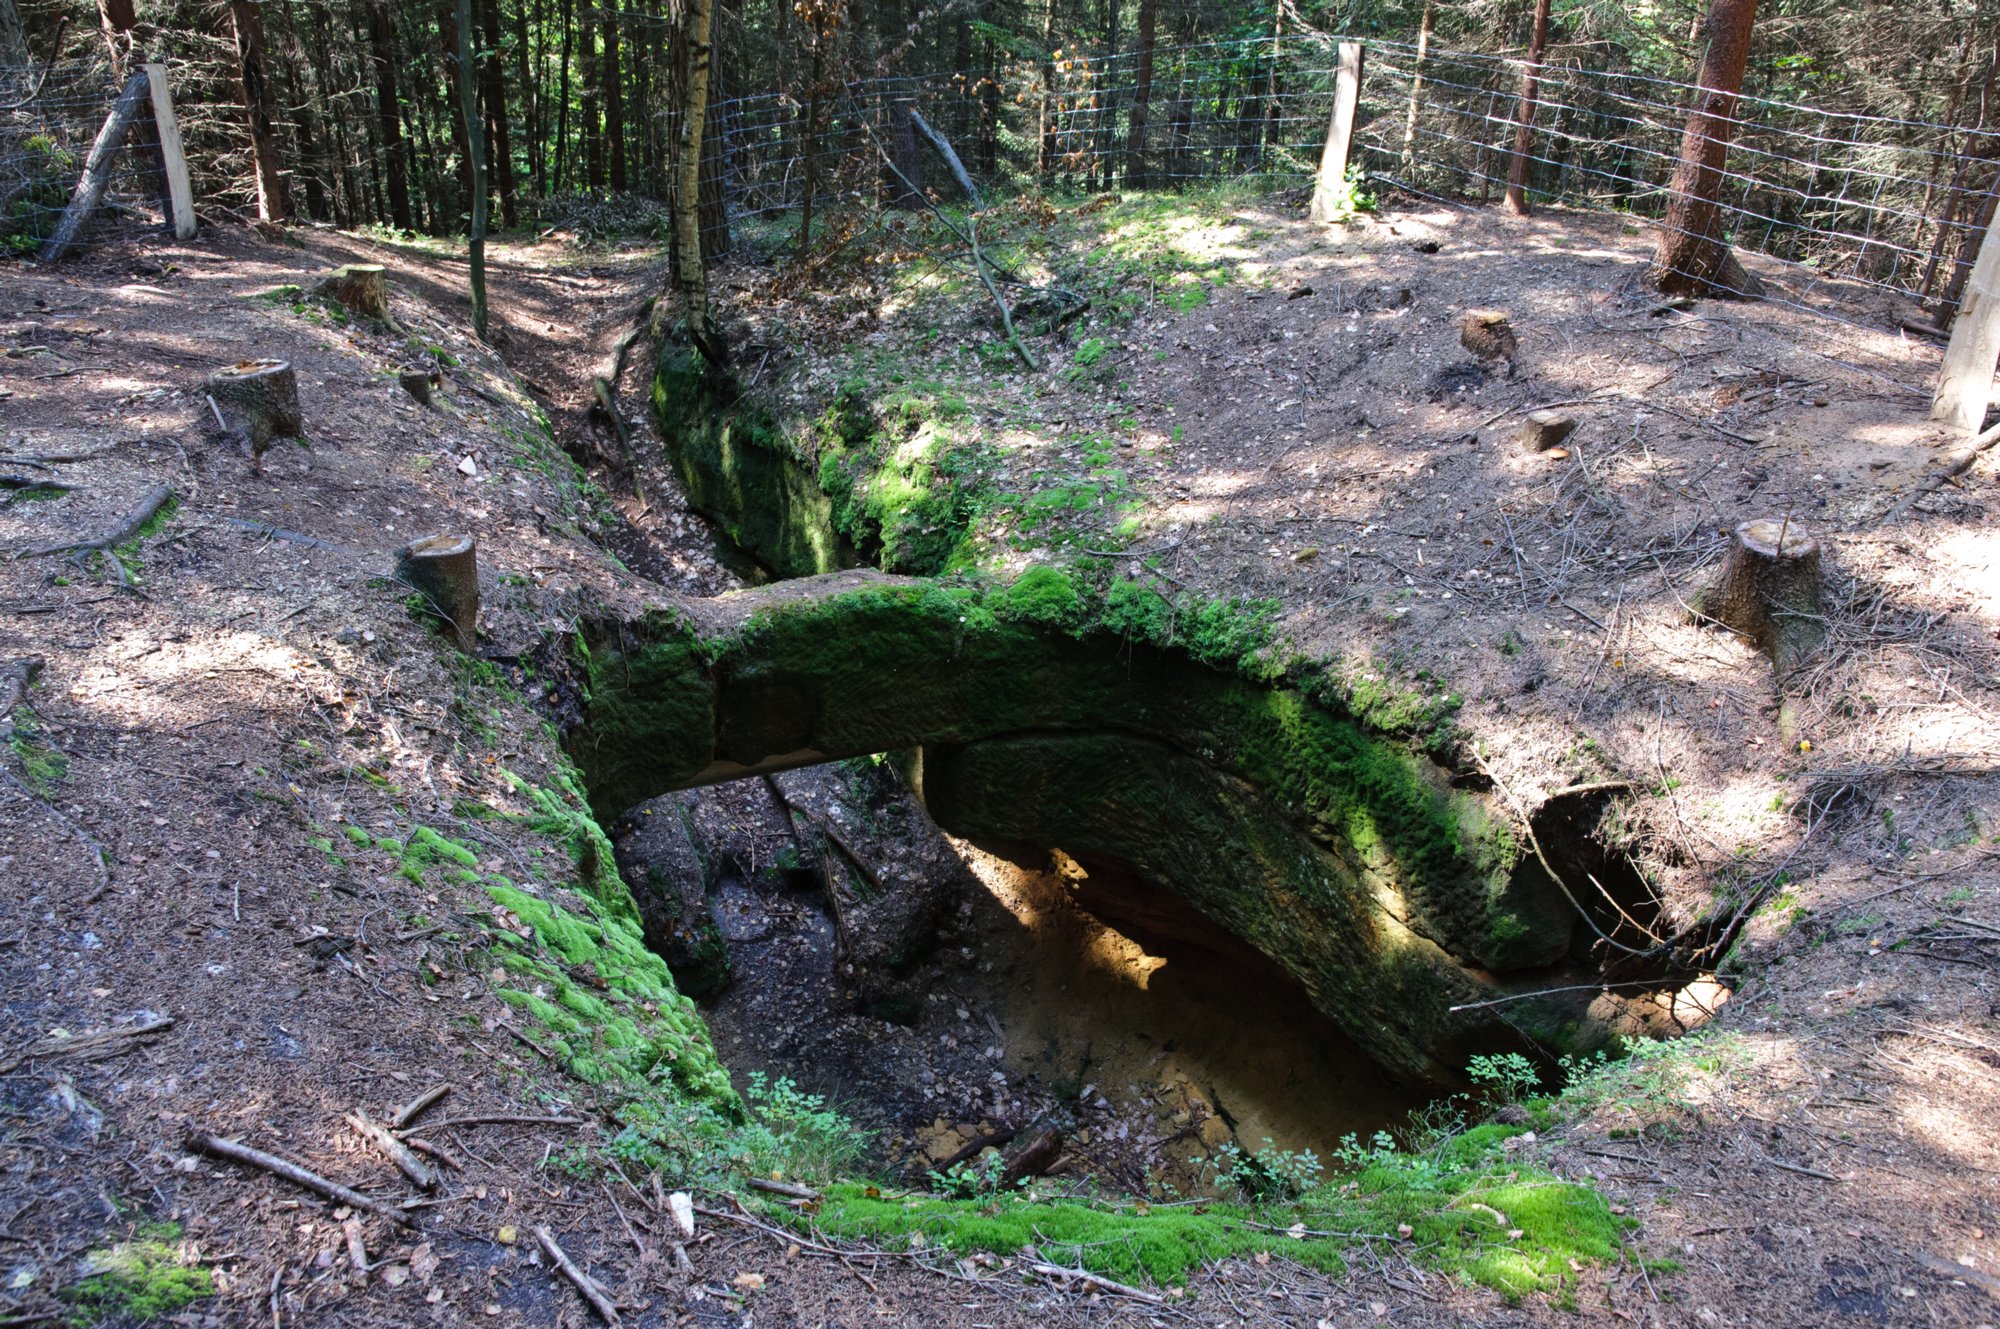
[1, 58, 179, 257]
[702, 33, 2000, 322]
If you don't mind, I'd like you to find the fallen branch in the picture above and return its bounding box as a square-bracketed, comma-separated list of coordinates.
[1877, 419, 2000, 524]
[389, 1084, 451, 1130]
[416, 1114, 584, 1130]
[221, 517, 356, 555]
[0, 1013, 172, 1073]
[1025, 1261, 1164, 1305]
[532, 1226, 623, 1327]
[20, 484, 172, 559]
[746, 1177, 819, 1202]
[345, 1109, 439, 1191]
[187, 1131, 415, 1226]
[907, 110, 981, 208]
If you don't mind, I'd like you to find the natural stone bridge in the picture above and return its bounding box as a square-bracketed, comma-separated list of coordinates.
[563, 570, 1634, 1087]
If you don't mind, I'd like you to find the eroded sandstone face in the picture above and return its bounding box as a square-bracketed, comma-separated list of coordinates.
[566, 572, 1649, 1087]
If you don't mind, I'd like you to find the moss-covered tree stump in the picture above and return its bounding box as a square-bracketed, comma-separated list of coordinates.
[1700, 518, 1825, 675]
[314, 264, 395, 325]
[396, 533, 479, 649]
[204, 359, 302, 473]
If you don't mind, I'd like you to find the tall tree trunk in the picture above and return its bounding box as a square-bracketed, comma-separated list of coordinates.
[478, 0, 516, 227]
[554, 0, 573, 191]
[516, 0, 541, 197]
[366, 0, 412, 229]
[1036, 0, 1056, 178]
[454, 0, 488, 336]
[441, 0, 473, 228]
[1259, 1, 1283, 168]
[700, 19, 729, 256]
[1650, 0, 1760, 295]
[1124, 0, 1155, 187]
[603, 0, 626, 190]
[673, 0, 722, 361]
[798, 27, 823, 259]
[1398, 0, 1433, 176]
[581, 7, 603, 191]
[230, 0, 288, 221]
[1504, 0, 1552, 215]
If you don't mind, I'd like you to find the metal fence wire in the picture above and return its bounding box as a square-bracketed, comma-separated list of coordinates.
[1, 59, 176, 256]
[703, 33, 2000, 320]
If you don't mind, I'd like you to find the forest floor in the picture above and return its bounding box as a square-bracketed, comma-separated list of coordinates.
[0, 189, 1996, 1329]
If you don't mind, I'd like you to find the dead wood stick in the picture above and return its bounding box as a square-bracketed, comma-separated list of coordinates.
[39, 70, 150, 263]
[601, 1181, 649, 1257]
[694, 1202, 915, 1262]
[416, 1114, 584, 1130]
[342, 1217, 369, 1279]
[971, 217, 1038, 372]
[0, 768, 110, 910]
[220, 517, 357, 555]
[1763, 1156, 1839, 1181]
[1915, 1250, 2000, 1301]
[346, 1109, 438, 1191]
[389, 1084, 451, 1130]
[531, 1226, 623, 1327]
[907, 110, 981, 207]
[1878, 419, 2000, 524]
[745, 1177, 819, 1202]
[20, 483, 171, 559]
[0, 656, 43, 730]
[400, 1137, 463, 1171]
[187, 1131, 414, 1225]
[1026, 1262, 1164, 1304]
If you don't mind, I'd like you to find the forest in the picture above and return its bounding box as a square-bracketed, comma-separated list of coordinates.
[4, 0, 2000, 1325]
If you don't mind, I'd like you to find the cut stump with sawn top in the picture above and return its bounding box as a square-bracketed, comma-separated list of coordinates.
[397, 533, 480, 649]
[205, 359, 302, 473]
[1699, 518, 1825, 676]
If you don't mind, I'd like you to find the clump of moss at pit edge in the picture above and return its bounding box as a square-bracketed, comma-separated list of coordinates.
[65, 1223, 213, 1324]
[811, 1123, 1621, 1298]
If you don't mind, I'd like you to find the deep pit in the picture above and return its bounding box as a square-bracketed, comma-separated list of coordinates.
[557, 343, 1704, 1194]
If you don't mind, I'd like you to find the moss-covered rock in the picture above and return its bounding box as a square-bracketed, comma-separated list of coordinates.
[651, 346, 856, 578]
[652, 349, 994, 579]
[563, 572, 1594, 1086]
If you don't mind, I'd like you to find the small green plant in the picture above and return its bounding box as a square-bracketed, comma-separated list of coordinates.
[1199, 1137, 1324, 1201]
[1467, 1052, 1541, 1104]
[1063, 337, 1112, 383]
[736, 1072, 869, 1187]
[929, 1149, 1011, 1198]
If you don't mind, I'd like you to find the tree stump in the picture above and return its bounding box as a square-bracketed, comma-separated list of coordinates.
[1517, 409, 1577, 454]
[396, 533, 479, 649]
[398, 370, 437, 405]
[1699, 518, 1824, 675]
[205, 359, 302, 473]
[314, 264, 394, 324]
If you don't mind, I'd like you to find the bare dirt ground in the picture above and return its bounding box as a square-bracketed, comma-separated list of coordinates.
[0, 196, 1997, 1329]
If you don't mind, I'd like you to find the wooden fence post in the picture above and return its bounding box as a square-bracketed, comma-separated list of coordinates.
[1934, 208, 2000, 432]
[142, 62, 196, 240]
[1309, 42, 1365, 223]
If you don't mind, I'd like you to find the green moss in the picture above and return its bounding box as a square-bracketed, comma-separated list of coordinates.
[482, 871, 732, 1105]
[65, 1223, 213, 1324]
[813, 1125, 1618, 1296]
[567, 575, 1580, 1081]
[652, 345, 853, 578]
[9, 713, 68, 796]
[996, 564, 1082, 628]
